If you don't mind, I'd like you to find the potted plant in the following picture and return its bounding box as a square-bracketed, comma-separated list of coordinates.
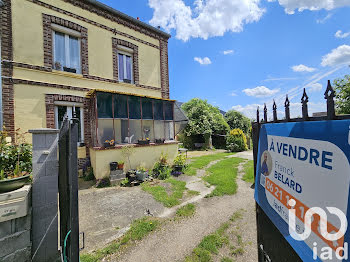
[118, 161, 125, 170]
[155, 138, 165, 144]
[136, 165, 148, 181]
[172, 154, 187, 173]
[54, 61, 62, 70]
[110, 162, 118, 171]
[0, 129, 32, 193]
[104, 139, 115, 148]
[121, 145, 135, 171]
[138, 138, 150, 145]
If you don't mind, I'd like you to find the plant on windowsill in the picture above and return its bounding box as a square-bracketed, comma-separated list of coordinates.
[54, 61, 62, 70]
[63, 66, 77, 74]
[138, 138, 150, 145]
[155, 138, 165, 144]
[104, 139, 115, 148]
[123, 79, 132, 84]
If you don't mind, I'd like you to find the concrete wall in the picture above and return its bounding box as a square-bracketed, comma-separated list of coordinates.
[90, 143, 179, 179]
[0, 204, 31, 262]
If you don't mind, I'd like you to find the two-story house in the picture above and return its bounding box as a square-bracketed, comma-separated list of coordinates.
[1, 0, 187, 178]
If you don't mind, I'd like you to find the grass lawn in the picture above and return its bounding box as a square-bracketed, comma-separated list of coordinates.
[185, 152, 235, 176]
[242, 160, 254, 183]
[80, 217, 160, 262]
[141, 178, 187, 207]
[204, 157, 244, 197]
[175, 203, 196, 218]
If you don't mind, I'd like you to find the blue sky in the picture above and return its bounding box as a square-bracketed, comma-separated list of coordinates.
[99, 0, 350, 119]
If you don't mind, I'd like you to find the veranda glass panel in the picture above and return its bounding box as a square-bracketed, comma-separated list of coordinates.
[114, 94, 128, 118]
[165, 121, 174, 140]
[153, 100, 164, 120]
[97, 93, 113, 118]
[164, 102, 174, 120]
[142, 98, 153, 120]
[128, 96, 141, 119]
[97, 119, 114, 145]
[142, 120, 154, 141]
[129, 120, 142, 143]
[154, 120, 165, 140]
[114, 119, 128, 144]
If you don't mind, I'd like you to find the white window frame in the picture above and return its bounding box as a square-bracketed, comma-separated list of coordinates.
[117, 49, 133, 83]
[52, 25, 81, 74]
[54, 102, 84, 143]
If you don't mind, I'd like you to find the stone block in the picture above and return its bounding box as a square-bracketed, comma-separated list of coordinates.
[0, 230, 30, 257]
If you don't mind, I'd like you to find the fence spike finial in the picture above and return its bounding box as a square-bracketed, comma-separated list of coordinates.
[257, 106, 260, 123]
[324, 80, 335, 120]
[301, 88, 309, 120]
[273, 100, 277, 122]
[264, 103, 267, 122]
[284, 95, 290, 121]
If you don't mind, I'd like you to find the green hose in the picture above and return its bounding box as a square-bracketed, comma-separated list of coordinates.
[63, 230, 71, 262]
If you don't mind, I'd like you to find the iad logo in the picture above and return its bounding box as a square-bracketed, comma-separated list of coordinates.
[288, 199, 348, 260]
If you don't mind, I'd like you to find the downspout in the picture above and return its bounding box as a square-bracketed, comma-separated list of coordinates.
[0, 0, 3, 131]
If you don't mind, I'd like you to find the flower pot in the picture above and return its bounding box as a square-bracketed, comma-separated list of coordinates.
[0, 175, 31, 193]
[173, 165, 183, 172]
[110, 162, 118, 171]
[155, 139, 165, 144]
[118, 163, 124, 170]
[136, 171, 148, 181]
[138, 140, 150, 145]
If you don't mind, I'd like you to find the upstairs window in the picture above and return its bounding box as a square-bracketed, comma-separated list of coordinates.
[53, 26, 81, 74]
[118, 52, 133, 83]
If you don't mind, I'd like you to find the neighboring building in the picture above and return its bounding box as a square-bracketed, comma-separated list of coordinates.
[1, 0, 186, 178]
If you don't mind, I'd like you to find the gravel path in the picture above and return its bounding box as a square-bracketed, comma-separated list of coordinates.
[111, 153, 257, 262]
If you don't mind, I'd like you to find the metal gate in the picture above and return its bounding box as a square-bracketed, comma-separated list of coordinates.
[252, 80, 350, 261]
[58, 117, 80, 262]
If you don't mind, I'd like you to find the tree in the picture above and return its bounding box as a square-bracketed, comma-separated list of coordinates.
[333, 75, 350, 114]
[224, 110, 251, 134]
[182, 98, 230, 148]
[181, 98, 229, 137]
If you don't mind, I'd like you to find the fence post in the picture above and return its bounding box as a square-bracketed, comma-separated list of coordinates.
[285, 95, 290, 121]
[325, 80, 336, 120]
[301, 88, 309, 120]
[29, 128, 60, 262]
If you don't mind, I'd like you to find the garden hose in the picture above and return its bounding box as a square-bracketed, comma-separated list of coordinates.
[63, 230, 81, 262]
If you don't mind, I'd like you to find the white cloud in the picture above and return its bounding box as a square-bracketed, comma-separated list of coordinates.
[263, 76, 298, 82]
[194, 57, 212, 65]
[243, 86, 280, 97]
[268, 0, 350, 14]
[307, 82, 322, 92]
[335, 30, 350, 39]
[291, 64, 316, 72]
[222, 50, 234, 55]
[229, 91, 237, 96]
[321, 45, 350, 67]
[148, 0, 265, 41]
[316, 13, 332, 24]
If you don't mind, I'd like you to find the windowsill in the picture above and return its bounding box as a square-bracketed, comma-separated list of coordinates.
[92, 140, 178, 150]
[52, 69, 83, 78]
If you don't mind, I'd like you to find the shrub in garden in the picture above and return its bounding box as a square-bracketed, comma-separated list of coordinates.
[95, 177, 111, 188]
[226, 128, 248, 152]
[0, 129, 32, 180]
[152, 153, 171, 180]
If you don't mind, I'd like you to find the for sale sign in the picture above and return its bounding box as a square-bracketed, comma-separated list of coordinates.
[254, 120, 350, 261]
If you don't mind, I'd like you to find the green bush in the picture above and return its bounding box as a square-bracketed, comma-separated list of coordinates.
[0, 130, 32, 179]
[226, 128, 248, 152]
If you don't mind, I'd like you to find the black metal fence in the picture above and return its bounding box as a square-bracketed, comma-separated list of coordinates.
[58, 117, 80, 262]
[252, 80, 350, 261]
